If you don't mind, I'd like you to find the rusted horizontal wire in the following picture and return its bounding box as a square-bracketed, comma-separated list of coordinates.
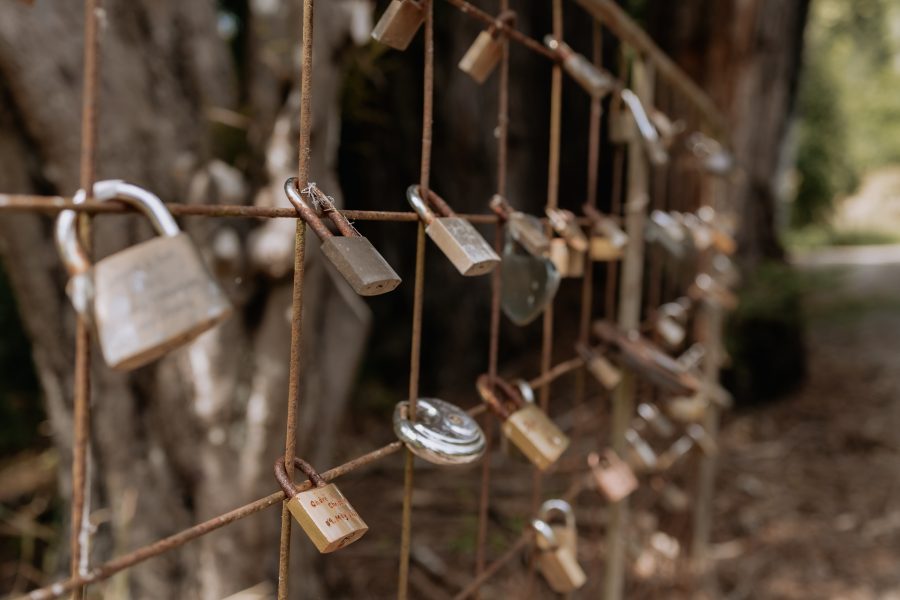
[17, 350, 594, 600]
[442, 0, 558, 61]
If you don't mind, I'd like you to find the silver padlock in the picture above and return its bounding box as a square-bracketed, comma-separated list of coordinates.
[55, 180, 233, 371]
[371, 0, 424, 51]
[285, 178, 401, 296]
[407, 185, 500, 276]
[544, 36, 616, 99]
[620, 88, 669, 165]
[393, 397, 485, 465]
[458, 11, 515, 84]
[625, 428, 658, 472]
[646, 209, 689, 258]
[490, 194, 550, 258]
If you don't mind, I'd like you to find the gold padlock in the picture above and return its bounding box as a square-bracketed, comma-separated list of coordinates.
[476, 374, 569, 471]
[285, 178, 401, 296]
[371, 0, 424, 51]
[274, 456, 368, 553]
[547, 208, 587, 278]
[575, 343, 622, 390]
[538, 499, 579, 556]
[408, 185, 500, 276]
[583, 204, 627, 261]
[588, 450, 638, 503]
[458, 11, 515, 84]
[543, 36, 616, 99]
[55, 180, 233, 371]
[531, 515, 587, 593]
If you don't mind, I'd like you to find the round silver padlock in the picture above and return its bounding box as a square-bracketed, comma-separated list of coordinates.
[393, 398, 485, 465]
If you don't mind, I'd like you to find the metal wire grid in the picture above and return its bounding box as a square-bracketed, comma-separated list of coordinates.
[0, 0, 735, 599]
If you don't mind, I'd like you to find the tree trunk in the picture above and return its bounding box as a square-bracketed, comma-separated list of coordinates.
[0, 1, 371, 597]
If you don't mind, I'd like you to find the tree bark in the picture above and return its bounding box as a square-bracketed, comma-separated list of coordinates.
[0, 1, 371, 598]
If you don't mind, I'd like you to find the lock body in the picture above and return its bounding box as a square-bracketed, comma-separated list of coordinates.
[591, 450, 638, 502]
[507, 212, 550, 257]
[500, 250, 559, 325]
[426, 217, 500, 276]
[371, 0, 424, 50]
[287, 483, 368, 553]
[91, 233, 232, 370]
[459, 31, 503, 83]
[536, 546, 587, 593]
[321, 236, 402, 296]
[501, 404, 569, 471]
[585, 353, 622, 390]
[590, 236, 624, 261]
[549, 238, 585, 278]
[562, 53, 615, 98]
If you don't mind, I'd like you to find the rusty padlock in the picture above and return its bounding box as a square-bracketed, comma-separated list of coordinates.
[407, 185, 499, 276]
[490, 194, 550, 258]
[544, 36, 616, 99]
[55, 180, 232, 371]
[583, 204, 627, 261]
[531, 515, 587, 593]
[458, 11, 515, 84]
[476, 374, 569, 471]
[575, 343, 622, 390]
[285, 178, 401, 296]
[620, 88, 669, 165]
[274, 456, 368, 553]
[588, 450, 638, 503]
[371, 0, 424, 51]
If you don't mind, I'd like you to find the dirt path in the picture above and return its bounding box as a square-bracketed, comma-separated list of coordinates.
[711, 247, 900, 599]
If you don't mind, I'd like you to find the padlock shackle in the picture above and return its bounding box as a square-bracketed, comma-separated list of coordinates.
[475, 374, 524, 421]
[538, 499, 576, 531]
[284, 178, 335, 242]
[620, 89, 669, 165]
[406, 185, 457, 225]
[274, 456, 327, 498]
[488, 194, 513, 221]
[55, 180, 181, 278]
[513, 379, 535, 405]
[530, 518, 560, 550]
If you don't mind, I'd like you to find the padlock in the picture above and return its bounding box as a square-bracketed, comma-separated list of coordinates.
[476, 374, 569, 471]
[490, 194, 550, 258]
[697, 206, 738, 255]
[655, 299, 691, 349]
[538, 499, 578, 556]
[646, 209, 689, 258]
[687, 423, 717, 457]
[285, 178, 401, 296]
[458, 11, 514, 83]
[609, 104, 636, 144]
[544, 36, 616, 99]
[625, 428, 657, 472]
[274, 456, 368, 553]
[575, 343, 621, 390]
[636, 403, 675, 439]
[583, 204, 627, 261]
[531, 517, 587, 593]
[689, 273, 738, 311]
[657, 434, 695, 470]
[686, 132, 735, 177]
[393, 397, 485, 465]
[668, 394, 709, 424]
[499, 227, 560, 325]
[371, 0, 424, 51]
[55, 180, 233, 371]
[549, 238, 585, 278]
[682, 213, 715, 252]
[407, 185, 500, 276]
[620, 89, 669, 165]
[588, 450, 638, 502]
[648, 107, 684, 149]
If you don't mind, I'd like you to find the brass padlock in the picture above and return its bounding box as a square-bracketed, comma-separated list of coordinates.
[499, 224, 560, 325]
[583, 204, 627, 261]
[407, 185, 500, 276]
[274, 456, 368, 553]
[55, 180, 233, 371]
[588, 449, 638, 502]
[477, 374, 569, 471]
[285, 178, 401, 296]
[544, 36, 616, 99]
[531, 516, 587, 593]
[458, 11, 514, 84]
[620, 88, 669, 165]
[490, 195, 550, 258]
[538, 499, 578, 556]
[549, 237, 585, 278]
[575, 343, 621, 390]
[547, 208, 586, 278]
[371, 0, 424, 51]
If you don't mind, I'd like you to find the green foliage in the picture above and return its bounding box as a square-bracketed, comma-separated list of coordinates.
[792, 0, 900, 227]
[785, 224, 900, 249]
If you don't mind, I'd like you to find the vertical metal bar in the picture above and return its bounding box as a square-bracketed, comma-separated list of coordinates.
[604, 56, 652, 600]
[399, 1, 433, 596]
[276, 0, 314, 597]
[475, 0, 509, 585]
[71, 2, 101, 599]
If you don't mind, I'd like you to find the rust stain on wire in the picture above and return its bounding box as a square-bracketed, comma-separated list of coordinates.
[442, 0, 557, 61]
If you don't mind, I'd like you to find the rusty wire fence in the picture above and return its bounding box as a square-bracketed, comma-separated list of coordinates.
[0, 0, 739, 598]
